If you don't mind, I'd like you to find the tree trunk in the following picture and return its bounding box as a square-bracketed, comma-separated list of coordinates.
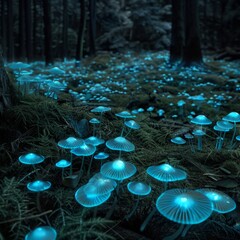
[169, 0, 184, 64]
[0, 50, 12, 112]
[43, 0, 53, 66]
[0, 0, 7, 60]
[89, 0, 96, 56]
[33, 0, 38, 58]
[19, 0, 26, 60]
[62, 0, 68, 61]
[7, 0, 14, 61]
[182, 0, 203, 66]
[25, 0, 33, 62]
[75, 0, 86, 67]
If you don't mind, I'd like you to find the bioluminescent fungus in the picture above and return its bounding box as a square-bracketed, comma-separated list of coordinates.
[75, 183, 111, 208]
[27, 180, 51, 212]
[115, 110, 135, 119]
[222, 112, 240, 148]
[106, 136, 135, 158]
[91, 106, 111, 137]
[84, 136, 105, 176]
[89, 118, 100, 136]
[19, 152, 45, 165]
[100, 158, 137, 181]
[57, 136, 84, 149]
[124, 120, 140, 136]
[156, 188, 213, 240]
[213, 125, 229, 151]
[25, 226, 57, 240]
[170, 136, 186, 145]
[55, 159, 71, 180]
[57, 136, 84, 174]
[196, 188, 236, 213]
[71, 141, 96, 176]
[115, 111, 136, 136]
[177, 100, 186, 117]
[88, 173, 117, 195]
[188, 94, 205, 111]
[184, 133, 195, 152]
[91, 106, 111, 113]
[27, 180, 51, 192]
[126, 181, 151, 220]
[146, 163, 187, 190]
[101, 158, 137, 218]
[94, 152, 109, 167]
[85, 136, 105, 147]
[141, 164, 187, 232]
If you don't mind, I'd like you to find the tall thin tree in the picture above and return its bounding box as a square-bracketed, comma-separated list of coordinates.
[0, 0, 7, 59]
[43, 0, 53, 65]
[19, 0, 26, 60]
[25, 0, 33, 62]
[89, 0, 96, 56]
[7, 0, 14, 61]
[169, 0, 184, 64]
[75, 0, 86, 67]
[62, 0, 68, 61]
[182, 0, 203, 65]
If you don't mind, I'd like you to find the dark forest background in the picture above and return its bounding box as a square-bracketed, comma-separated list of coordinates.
[0, 0, 239, 64]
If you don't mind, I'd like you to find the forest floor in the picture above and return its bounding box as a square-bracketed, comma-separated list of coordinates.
[1, 51, 240, 240]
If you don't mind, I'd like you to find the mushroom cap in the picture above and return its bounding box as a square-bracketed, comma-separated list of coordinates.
[9, 62, 30, 70]
[156, 188, 213, 224]
[84, 136, 105, 146]
[196, 188, 236, 213]
[189, 95, 205, 101]
[75, 184, 111, 208]
[57, 137, 84, 149]
[115, 111, 135, 119]
[88, 174, 117, 194]
[124, 120, 140, 130]
[27, 180, 51, 192]
[55, 159, 71, 168]
[94, 152, 109, 160]
[191, 115, 212, 125]
[100, 158, 137, 181]
[106, 136, 135, 152]
[127, 181, 151, 196]
[70, 142, 96, 156]
[216, 120, 233, 130]
[171, 136, 186, 145]
[192, 129, 206, 136]
[91, 106, 111, 113]
[89, 118, 100, 124]
[177, 100, 186, 106]
[222, 112, 240, 123]
[213, 125, 229, 132]
[184, 133, 194, 139]
[48, 67, 65, 75]
[25, 226, 57, 240]
[147, 164, 187, 182]
[19, 153, 45, 165]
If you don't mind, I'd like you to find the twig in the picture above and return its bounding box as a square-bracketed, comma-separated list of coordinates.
[0, 210, 53, 224]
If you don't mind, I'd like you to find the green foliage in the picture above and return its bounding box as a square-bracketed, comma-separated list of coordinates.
[0, 178, 34, 240]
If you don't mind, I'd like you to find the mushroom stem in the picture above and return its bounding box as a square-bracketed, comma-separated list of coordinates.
[87, 155, 94, 177]
[70, 153, 73, 175]
[125, 196, 139, 220]
[230, 122, 237, 149]
[80, 156, 85, 173]
[163, 224, 185, 240]
[140, 207, 156, 232]
[181, 224, 192, 237]
[197, 136, 202, 151]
